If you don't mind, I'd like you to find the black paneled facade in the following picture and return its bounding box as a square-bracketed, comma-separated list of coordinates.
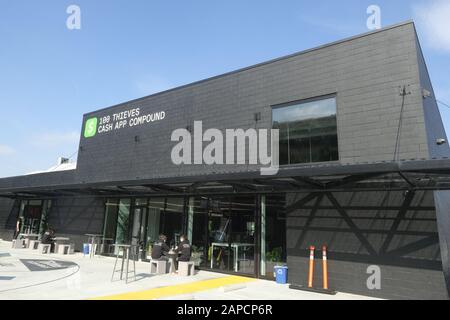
[1, 22, 450, 300]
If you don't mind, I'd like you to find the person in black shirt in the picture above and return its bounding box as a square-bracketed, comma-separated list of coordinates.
[41, 228, 56, 252]
[175, 234, 192, 271]
[151, 234, 170, 261]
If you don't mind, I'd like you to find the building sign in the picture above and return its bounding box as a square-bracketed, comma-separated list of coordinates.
[83, 107, 166, 138]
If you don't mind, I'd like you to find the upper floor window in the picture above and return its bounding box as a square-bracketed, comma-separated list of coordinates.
[272, 96, 339, 165]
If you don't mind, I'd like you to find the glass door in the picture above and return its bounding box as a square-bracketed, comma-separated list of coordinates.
[209, 198, 233, 272]
[113, 199, 131, 255]
[190, 197, 208, 268]
[162, 198, 185, 248]
[228, 196, 256, 275]
[206, 196, 257, 276]
[131, 207, 145, 259]
[131, 207, 142, 248]
[19, 200, 43, 234]
[102, 199, 119, 255]
[144, 198, 164, 257]
[17, 200, 51, 237]
[260, 195, 287, 279]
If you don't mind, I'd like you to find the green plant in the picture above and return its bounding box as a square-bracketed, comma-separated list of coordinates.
[146, 241, 154, 254]
[191, 245, 203, 253]
[266, 247, 283, 262]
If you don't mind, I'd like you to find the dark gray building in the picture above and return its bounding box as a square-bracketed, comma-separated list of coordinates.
[1, 21, 450, 300]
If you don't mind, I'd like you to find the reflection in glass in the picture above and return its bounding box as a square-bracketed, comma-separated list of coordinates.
[273, 97, 338, 165]
[261, 195, 287, 279]
[103, 199, 119, 240]
[135, 198, 148, 207]
[191, 197, 209, 267]
[147, 198, 164, 246]
[229, 197, 256, 275]
[162, 198, 184, 247]
[191, 196, 256, 275]
[99, 195, 259, 276]
[18, 200, 44, 235]
[39, 200, 51, 238]
[115, 199, 131, 244]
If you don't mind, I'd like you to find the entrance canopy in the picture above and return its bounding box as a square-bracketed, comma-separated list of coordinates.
[2, 159, 450, 199]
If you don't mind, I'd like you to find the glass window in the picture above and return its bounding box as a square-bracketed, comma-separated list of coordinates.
[163, 198, 185, 247]
[38, 200, 52, 237]
[191, 197, 208, 268]
[273, 96, 339, 165]
[147, 198, 165, 245]
[192, 195, 256, 275]
[103, 199, 119, 240]
[115, 199, 131, 244]
[260, 195, 287, 279]
[135, 198, 148, 207]
[18, 200, 43, 235]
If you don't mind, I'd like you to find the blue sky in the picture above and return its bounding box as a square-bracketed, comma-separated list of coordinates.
[0, 0, 449, 177]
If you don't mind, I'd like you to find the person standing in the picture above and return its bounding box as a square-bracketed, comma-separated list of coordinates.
[13, 218, 22, 240]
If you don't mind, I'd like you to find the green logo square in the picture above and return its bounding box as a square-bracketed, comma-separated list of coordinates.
[84, 117, 98, 138]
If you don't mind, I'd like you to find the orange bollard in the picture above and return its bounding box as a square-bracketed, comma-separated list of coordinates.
[307, 246, 315, 288]
[322, 246, 328, 290]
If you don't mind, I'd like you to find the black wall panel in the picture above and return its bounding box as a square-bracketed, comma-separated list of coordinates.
[433, 190, 450, 298]
[286, 190, 448, 300]
[47, 196, 105, 251]
[0, 198, 18, 240]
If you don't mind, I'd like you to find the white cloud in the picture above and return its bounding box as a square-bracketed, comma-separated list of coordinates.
[0, 132, 80, 177]
[414, 0, 450, 53]
[31, 131, 80, 148]
[0, 145, 15, 156]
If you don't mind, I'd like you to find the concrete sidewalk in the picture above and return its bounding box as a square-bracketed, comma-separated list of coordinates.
[0, 240, 378, 300]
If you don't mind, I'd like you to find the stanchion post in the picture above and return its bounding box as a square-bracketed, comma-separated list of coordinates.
[322, 245, 328, 290]
[308, 246, 315, 288]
